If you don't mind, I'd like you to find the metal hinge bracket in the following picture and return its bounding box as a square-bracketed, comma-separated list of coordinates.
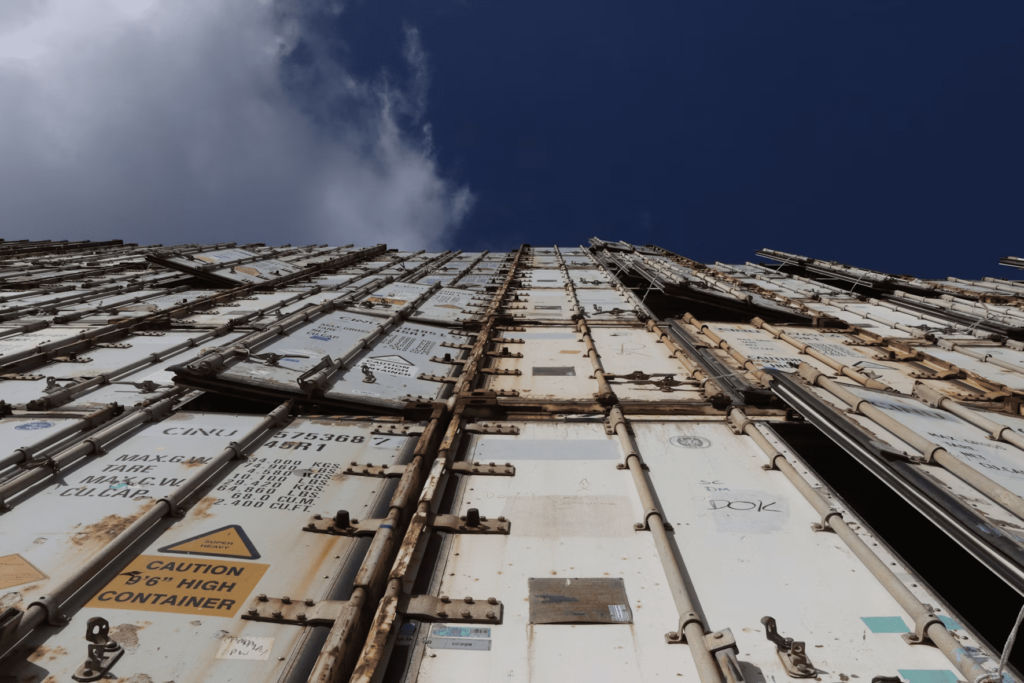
[243, 595, 347, 626]
[370, 423, 426, 436]
[811, 508, 842, 533]
[902, 610, 943, 646]
[761, 616, 815, 677]
[303, 509, 510, 536]
[452, 461, 515, 476]
[401, 593, 503, 623]
[479, 368, 522, 376]
[72, 617, 124, 682]
[417, 374, 458, 383]
[464, 423, 520, 435]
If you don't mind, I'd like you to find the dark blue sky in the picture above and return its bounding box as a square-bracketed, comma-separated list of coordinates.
[318, 0, 1023, 280]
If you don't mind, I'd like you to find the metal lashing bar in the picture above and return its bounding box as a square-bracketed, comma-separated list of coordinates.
[607, 406, 728, 683]
[307, 410, 446, 683]
[0, 401, 293, 656]
[728, 407, 995, 683]
[346, 247, 526, 683]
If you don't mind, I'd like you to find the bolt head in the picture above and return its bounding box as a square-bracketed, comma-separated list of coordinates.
[462, 611, 471, 618]
[487, 597, 498, 605]
[258, 594, 268, 601]
[248, 609, 258, 616]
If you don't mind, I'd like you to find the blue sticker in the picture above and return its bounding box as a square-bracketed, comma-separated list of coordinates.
[310, 335, 331, 341]
[15, 421, 55, 431]
[898, 670, 957, 683]
[938, 615, 962, 630]
[861, 616, 910, 634]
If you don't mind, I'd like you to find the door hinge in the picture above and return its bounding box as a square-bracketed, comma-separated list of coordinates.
[303, 509, 510, 536]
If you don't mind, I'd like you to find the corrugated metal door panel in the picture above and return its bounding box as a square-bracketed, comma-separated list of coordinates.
[630, 419, 973, 676]
[357, 282, 480, 325]
[59, 332, 250, 411]
[3, 416, 416, 683]
[702, 323, 840, 376]
[0, 331, 245, 410]
[27, 331, 212, 379]
[214, 312, 461, 408]
[566, 269, 612, 287]
[488, 328, 597, 401]
[803, 303, 916, 337]
[587, 326, 704, 402]
[411, 421, 702, 683]
[0, 328, 93, 360]
[927, 346, 1024, 391]
[515, 290, 573, 321]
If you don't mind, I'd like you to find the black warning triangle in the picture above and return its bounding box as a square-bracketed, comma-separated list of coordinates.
[158, 525, 260, 560]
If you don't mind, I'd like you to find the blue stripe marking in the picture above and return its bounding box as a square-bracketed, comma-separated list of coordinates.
[860, 616, 910, 633]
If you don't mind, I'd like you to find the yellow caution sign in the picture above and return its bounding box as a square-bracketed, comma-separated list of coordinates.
[86, 555, 268, 617]
[0, 554, 47, 590]
[157, 525, 260, 559]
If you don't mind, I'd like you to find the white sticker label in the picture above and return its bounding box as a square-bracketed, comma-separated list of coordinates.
[216, 636, 274, 660]
[608, 604, 630, 622]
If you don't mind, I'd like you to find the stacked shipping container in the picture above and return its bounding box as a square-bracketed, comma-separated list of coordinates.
[0, 238, 1021, 683]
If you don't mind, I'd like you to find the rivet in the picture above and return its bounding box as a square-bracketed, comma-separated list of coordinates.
[440, 595, 450, 603]
[258, 594, 268, 602]
[465, 597, 474, 604]
[487, 597, 498, 605]
[272, 611, 283, 619]
[297, 613, 307, 621]
[282, 596, 291, 604]
[437, 610, 447, 618]
[462, 611, 471, 618]
[248, 609, 258, 616]
[487, 611, 496, 619]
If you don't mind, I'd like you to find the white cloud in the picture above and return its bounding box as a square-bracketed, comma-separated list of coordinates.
[0, 0, 473, 249]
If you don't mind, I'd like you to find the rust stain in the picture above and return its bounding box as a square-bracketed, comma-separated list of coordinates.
[71, 513, 141, 546]
[190, 496, 218, 519]
[109, 623, 142, 651]
[119, 674, 155, 683]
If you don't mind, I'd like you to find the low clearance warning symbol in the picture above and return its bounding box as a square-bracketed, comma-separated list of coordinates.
[158, 525, 260, 560]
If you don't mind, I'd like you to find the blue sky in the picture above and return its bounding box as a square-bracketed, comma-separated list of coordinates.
[2, 1, 1022, 279]
[320, 0, 1024, 278]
